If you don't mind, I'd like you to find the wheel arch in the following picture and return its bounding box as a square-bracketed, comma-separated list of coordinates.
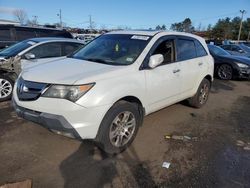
[115, 96, 145, 118]
[0, 69, 17, 81]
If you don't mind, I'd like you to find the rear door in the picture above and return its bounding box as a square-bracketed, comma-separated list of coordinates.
[176, 37, 208, 95]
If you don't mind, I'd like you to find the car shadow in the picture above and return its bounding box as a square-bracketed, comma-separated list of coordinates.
[59, 140, 118, 188]
[60, 141, 156, 188]
[211, 79, 236, 93]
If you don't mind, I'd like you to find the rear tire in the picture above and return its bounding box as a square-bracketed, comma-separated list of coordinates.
[95, 101, 141, 154]
[0, 75, 14, 102]
[188, 78, 211, 108]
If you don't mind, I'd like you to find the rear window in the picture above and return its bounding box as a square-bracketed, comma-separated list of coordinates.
[177, 39, 196, 61]
[195, 40, 207, 57]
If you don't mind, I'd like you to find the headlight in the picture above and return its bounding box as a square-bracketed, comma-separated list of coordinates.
[42, 83, 95, 102]
[235, 62, 249, 68]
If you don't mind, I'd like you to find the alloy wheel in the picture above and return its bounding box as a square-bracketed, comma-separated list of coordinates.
[109, 111, 136, 147]
[0, 78, 13, 99]
[218, 64, 233, 80]
[199, 83, 209, 105]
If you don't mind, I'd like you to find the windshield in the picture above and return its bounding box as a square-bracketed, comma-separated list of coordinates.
[208, 45, 230, 56]
[72, 34, 151, 65]
[0, 40, 36, 57]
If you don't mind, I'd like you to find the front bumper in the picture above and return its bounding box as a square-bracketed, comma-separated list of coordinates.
[12, 85, 112, 139]
[238, 67, 250, 79]
[13, 99, 81, 139]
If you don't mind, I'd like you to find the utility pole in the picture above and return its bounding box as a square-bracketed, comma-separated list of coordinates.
[247, 31, 250, 41]
[57, 9, 62, 28]
[89, 15, 94, 30]
[237, 10, 246, 42]
[32, 15, 38, 26]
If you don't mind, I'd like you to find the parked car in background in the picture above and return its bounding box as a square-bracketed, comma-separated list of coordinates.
[0, 25, 73, 49]
[13, 31, 214, 154]
[0, 38, 84, 101]
[208, 44, 250, 80]
[220, 44, 250, 58]
[239, 42, 250, 48]
[75, 34, 100, 45]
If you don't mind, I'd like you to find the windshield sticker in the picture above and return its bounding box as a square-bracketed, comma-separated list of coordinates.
[126, 57, 134, 62]
[131, 35, 150, 41]
[27, 41, 36, 45]
[115, 44, 119, 52]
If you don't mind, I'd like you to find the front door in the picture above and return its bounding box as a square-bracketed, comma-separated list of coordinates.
[145, 38, 181, 113]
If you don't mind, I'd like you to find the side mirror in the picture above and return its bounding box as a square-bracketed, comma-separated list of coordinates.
[24, 53, 36, 60]
[148, 54, 164, 69]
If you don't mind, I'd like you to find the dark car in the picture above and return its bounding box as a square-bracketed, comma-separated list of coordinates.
[240, 42, 250, 48]
[220, 44, 250, 58]
[208, 44, 250, 80]
[0, 25, 73, 49]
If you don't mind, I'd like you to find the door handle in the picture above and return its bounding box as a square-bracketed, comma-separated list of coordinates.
[173, 69, 180, 73]
[198, 62, 203, 66]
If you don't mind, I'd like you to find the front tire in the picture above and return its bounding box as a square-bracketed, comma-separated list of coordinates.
[217, 64, 233, 80]
[95, 101, 141, 154]
[0, 75, 14, 102]
[188, 78, 211, 108]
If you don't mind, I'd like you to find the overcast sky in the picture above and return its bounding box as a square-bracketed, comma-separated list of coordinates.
[0, 0, 249, 29]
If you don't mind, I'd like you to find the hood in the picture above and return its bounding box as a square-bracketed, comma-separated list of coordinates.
[21, 57, 128, 85]
[218, 55, 250, 66]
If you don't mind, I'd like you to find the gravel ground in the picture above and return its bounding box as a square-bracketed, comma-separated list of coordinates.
[0, 79, 249, 188]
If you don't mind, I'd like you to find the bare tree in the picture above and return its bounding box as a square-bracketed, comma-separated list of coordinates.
[13, 9, 27, 25]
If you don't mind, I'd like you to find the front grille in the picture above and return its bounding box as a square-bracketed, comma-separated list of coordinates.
[17, 77, 49, 101]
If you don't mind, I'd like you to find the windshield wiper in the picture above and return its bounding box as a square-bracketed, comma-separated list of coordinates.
[83, 58, 115, 65]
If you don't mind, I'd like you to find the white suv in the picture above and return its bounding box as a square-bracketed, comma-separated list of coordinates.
[13, 31, 214, 154]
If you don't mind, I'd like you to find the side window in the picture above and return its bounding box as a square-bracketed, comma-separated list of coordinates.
[0, 29, 11, 41]
[62, 43, 83, 56]
[232, 45, 242, 52]
[222, 45, 231, 50]
[15, 29, 36, 41]
[28, 43, 62, 59]
[195, 40, 207, 57]
[152, 39, 175, 64]
[177, 39, 196, 61]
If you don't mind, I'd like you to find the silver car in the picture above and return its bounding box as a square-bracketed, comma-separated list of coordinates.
[0, 37, 84, 101]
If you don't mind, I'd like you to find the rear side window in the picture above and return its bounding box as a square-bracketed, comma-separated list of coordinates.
[28, 42, 62, 58]
[177, 39, 196, 61]
[62, 43, 83, 56]
[195, 40, 207, 57]
[0, 29, 11, 41]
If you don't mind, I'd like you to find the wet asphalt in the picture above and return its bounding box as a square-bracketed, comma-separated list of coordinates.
[0, 79, 249, 188]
